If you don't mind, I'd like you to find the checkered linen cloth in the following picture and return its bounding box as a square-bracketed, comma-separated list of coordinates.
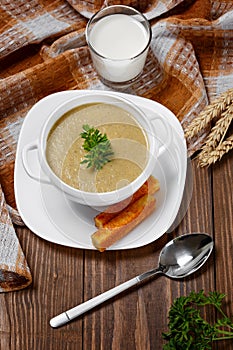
[0, 0, 233, 291]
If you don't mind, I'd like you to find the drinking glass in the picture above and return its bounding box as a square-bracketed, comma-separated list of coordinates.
[86, 5, 151, 88]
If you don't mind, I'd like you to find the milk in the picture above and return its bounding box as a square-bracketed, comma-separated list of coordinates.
[88, 14, 150, 83]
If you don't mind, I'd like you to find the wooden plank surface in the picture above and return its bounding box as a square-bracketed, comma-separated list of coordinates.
[1, 154, 232, 350]
[213, 153, 233, 350]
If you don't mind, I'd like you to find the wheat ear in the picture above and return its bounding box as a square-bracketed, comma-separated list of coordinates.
[198, 134, 233, 167]
[185, 88, 233, 139]
[200, 104, 233, 156]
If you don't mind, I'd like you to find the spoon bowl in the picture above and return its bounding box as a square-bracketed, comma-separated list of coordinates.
[50, 233, 214, 328]
[158, 233, 213, 278]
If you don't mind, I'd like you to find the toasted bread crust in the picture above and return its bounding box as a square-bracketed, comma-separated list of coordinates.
[92, 194, 156, 252]
[94, 176, 159, 228]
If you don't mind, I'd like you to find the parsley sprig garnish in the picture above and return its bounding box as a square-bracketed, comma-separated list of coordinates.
[163, 290, 233, 349]
[80, 124, 114, 170]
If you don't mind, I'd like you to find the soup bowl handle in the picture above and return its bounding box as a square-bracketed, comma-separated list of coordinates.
[22, 141, 51, 185]
[150, 116, 172, 157]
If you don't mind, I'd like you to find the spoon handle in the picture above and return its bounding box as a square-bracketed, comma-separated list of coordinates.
[50, 268, 161, 328]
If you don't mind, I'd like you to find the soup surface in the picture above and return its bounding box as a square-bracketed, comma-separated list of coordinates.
[46, 103, 148, 192]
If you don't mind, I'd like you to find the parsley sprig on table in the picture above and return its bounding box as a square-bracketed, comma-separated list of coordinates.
[163, 290, 233, 350]
[80, 124, 114, 170]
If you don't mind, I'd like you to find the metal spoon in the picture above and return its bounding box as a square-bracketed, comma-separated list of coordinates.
[50, 233, 213, 328]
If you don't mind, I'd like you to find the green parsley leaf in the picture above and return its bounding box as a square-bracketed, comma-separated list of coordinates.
[163, 290, 233, 349]
[80, 124, 114, 170]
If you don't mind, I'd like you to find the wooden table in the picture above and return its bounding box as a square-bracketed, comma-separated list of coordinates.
[1, 50, 233, 350]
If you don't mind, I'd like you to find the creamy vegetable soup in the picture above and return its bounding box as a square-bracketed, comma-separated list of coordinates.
[46, 103, 148, 192]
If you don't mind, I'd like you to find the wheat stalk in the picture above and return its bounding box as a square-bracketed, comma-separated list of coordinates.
[198, 104, 233, 165]
[200, 105, 233, 155]
[198, 134, 233, 167]
[185, 88, 233, 139]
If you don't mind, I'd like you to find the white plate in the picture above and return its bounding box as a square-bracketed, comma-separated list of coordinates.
[14, 90, 187, 250]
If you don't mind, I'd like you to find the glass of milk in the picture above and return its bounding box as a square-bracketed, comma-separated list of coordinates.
[86, 5, 151, 88]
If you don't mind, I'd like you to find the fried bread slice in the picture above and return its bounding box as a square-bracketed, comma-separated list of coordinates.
[92, 194, 156, 252]
[94, 176, 159, 228]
